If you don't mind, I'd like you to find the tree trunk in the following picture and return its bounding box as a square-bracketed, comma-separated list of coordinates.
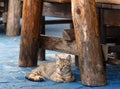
[19, 0, 43, 67]
[6, 0, 21, 36]
[71, 0, 106, 86]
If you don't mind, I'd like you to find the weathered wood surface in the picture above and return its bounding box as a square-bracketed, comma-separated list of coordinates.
[109, 45, 120, 52]
[108, 58, 120, 66]
[40, 35, 78, 55]
[63, 29, 75, 41]
[6, 0, 21, 36]
[45, 0, 120, 4]
[44, 0, 70, 3]
[96, 0, 120, 5]
[104, 10, 120, 26]
[106, 26, 120, 40]
[39, 16, 45, 61]
[19, 0, 42, 67]
[101, 44, 108, 61]
[43, 2, 71, 18]
[72, 0, 106, 86]
[21, 0, 120, 4]
[97, 3, 120, 9]
[45, 19, 72, 24]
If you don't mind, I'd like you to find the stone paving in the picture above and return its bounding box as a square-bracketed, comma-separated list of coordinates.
[0, 23, 120, 89]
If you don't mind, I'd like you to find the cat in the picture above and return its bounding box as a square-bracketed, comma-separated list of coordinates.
[25, 55, 75, 82]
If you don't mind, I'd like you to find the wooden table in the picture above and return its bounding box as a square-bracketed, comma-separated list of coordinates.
[19, 0, 120, 86]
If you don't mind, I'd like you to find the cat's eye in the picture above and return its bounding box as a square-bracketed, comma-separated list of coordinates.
[65, 65, 70, 68]
[57, 64, 60, 67]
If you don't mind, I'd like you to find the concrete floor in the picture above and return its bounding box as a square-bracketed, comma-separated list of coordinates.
[0, 18, 120, 89]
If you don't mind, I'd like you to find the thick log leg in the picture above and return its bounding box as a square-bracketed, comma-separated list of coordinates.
[6, 0, 21, 36]
[71, 0, 106, 86]
[19, 0, 42, 67]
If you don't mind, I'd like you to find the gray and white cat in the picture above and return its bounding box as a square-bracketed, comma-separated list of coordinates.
[25, 55, 75, 82]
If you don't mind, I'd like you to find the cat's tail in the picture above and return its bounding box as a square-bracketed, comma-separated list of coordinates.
[25, 73, 45, 82]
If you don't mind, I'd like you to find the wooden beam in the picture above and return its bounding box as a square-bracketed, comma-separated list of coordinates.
[6, 0, 21, 36]
[39, 16, 46, 61]
[45, 19, 72, 24]
[72, 0, 106, 86]
[108, 45, 120, 52]
[101, 44, 108, 61]
[104, 9, 120, 26]
[43, 2, 71, 18]
[19, 0, 43, 67]
[40, 35, 78, 55]
[44, 0, 71, 3]
[96, 0, 120, 5]
[62, 29, 75, 41]
[107, 58, 120, 66]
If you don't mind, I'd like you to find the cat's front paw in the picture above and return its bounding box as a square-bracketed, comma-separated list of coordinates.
[64, 75, 75, 82]
[52, 77, 65, 82]
[25, 73, 45, 82]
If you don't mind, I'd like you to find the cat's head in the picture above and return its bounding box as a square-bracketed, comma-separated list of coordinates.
[55, 55, 71, 74]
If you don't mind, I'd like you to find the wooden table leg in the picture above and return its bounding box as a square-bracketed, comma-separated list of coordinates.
[71, 0, 106, 86]
[39, 16, 46, 61]
[19, 0, 43, 67]
[6, 0, 21, 36]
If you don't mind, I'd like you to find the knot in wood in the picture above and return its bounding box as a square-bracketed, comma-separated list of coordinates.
[76, 8, 81, 15]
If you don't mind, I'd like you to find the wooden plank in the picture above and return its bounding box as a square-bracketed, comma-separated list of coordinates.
[98, 8, 106, 44]
[104, 9, 120, 26]
[72, 0, 106, 86]
[96, 0, 120, 5]
[112, 4, 120, 9]
[43, 2, 71, 18]
[44, 0, 71, 3]
[39, 16, 46, 61]
[45, 19, 72, 24]
[101, 44, 108, 61]
[40, 35, 78, 55]
[108, 45, 120, 52]
[107, 58, 120, 66]
[62, 29, 75, 41]
[106, 26, 120, 38]
[22, 0, 120, 4]
[19, 0, 43, 67]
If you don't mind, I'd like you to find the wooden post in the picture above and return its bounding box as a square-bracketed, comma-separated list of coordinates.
[19, 0, 43, 67]
[71, 0, 106, 86]
[6, 0, 21, 36]
[39, 16, 45, 61]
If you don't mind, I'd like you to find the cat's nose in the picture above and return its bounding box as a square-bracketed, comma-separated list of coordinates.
[60, 67, 63, 71]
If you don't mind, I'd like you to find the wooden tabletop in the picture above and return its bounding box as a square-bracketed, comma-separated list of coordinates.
[96, 0, 120, 5]
[44, 0, 120, 4]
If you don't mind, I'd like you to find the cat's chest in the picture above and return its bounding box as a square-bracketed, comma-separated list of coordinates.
[43, 62, 56, 75]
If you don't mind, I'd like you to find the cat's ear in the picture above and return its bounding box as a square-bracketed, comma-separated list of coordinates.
[55, 54, 61, 61]
[66, 55, 71, 62]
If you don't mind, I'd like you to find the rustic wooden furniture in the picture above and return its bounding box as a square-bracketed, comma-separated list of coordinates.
[19, 0, 120, 86]
[0, 0, 120, 86]
[97, 3, 120, 65]
[19, 0, 103, 86]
